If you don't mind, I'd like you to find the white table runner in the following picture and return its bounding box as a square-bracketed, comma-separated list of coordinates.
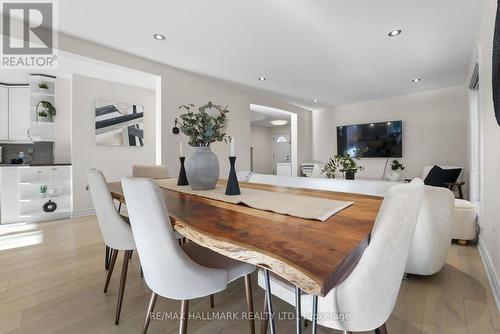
[157, 178, 353, 221]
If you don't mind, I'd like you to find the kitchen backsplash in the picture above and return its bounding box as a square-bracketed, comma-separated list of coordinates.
[0, 142, 54, 164]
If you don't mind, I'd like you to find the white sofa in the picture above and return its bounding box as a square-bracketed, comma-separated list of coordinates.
[248, 173, 399, 197]
[246, 173, 454, 275]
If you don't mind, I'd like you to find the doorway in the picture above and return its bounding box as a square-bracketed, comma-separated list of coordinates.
[469, 63, 480, 205]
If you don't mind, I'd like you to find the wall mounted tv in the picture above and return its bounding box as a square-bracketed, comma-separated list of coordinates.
[337, 120, 403, 158]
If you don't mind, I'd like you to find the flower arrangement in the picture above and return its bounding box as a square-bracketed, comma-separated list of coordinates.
[321, 157, 339, 178]
[175, 101, 231, 147]
[337, 152, 364, 175]
[322, 148, 367, 179]
[390, 159, 405, 171]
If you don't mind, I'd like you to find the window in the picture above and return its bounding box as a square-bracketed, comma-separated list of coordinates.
[276, 136, 287, 143]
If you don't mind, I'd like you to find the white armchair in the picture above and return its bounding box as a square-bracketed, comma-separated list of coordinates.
[405, 186, 455, 275]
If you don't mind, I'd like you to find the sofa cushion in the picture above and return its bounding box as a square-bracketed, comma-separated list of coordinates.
[424, 165, 461, 188]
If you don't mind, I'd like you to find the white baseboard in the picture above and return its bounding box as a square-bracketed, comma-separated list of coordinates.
[478, 236, 500, 312]
[71, 208, 95, 218]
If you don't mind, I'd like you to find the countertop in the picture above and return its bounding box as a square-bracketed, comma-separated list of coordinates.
[0, 163, 72, 167]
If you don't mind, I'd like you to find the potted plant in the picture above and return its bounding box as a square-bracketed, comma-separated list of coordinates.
[37, 110, 49, 122]
[175, 101, 230, 190]
[387, 159, 405, 181]
[321, 156, 339, 178]
[38, 82, 49, 90]
[36, 100, 56, 122]
[39, 184, 48, 198]
[337, 153, 364, 180]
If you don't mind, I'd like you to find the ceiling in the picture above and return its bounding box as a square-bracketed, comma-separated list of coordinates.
[250, 105, 291, 127]
[57, 0, 484, 108]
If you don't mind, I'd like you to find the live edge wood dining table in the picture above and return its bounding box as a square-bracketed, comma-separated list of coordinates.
[108, 179, 383, 334]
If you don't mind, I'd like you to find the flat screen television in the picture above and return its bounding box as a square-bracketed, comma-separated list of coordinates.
[337, 120, 402, 158]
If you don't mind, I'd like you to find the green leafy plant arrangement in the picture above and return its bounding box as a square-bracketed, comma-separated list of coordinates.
[321, 157, 339, 178]
[391, 159, 405, 171]
[39, 184, 48, 193]
[175, 101, 231, 147]
[38, 82, 49, 89]
[337, 152, 365, 174]
[36, 100, 56, 122]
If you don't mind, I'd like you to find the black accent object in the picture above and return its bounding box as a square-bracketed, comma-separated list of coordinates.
[177, 157, 189, 186]
[337, 120, 402, 158]
[225, 156, 241, 195]
[172, 126, 180, 135]
[43, 200, 57, 212]
[424, 165, 462, 188]
[493, 0, 500, 126]
[345, 171, 355, 180]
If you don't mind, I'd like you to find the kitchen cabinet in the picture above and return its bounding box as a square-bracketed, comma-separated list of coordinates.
[8, 87, 30, 141]
[0, 87, 8, 140]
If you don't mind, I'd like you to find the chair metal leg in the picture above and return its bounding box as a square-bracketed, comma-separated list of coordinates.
[311, 295, 318, 334]
[115, 250, 132, 325]
[295, 287, 301, 334]
[104, 249, 118, 293]
[260, 294, 269, 334]
[263, 269, 276, 334]
[210, 294, 215, 308]
[179, 300, 189, 334]
[105, 246, 111, 270]
[141, 292, 158, 334]
[244, 274, 255, 334]
[375, 323, 388, 334]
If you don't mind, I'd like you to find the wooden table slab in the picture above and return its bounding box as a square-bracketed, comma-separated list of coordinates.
[108, 180, 383, 297]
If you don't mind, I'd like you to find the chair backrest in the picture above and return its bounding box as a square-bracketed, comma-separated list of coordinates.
[422, 165, 464, 183]
[86, 169, 135, 250]
[132, 165, 169, 179]
[406, 186, 455, 275]
[121, 176, 227, 300]
[317, 179, 424, 332]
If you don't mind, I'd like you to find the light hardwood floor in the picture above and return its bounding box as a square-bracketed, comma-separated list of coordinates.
[0, 216, 499, 334]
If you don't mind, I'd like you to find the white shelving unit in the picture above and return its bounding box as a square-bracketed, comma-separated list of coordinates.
[0, 165, 72, 224]
[29, 74, 56, 142]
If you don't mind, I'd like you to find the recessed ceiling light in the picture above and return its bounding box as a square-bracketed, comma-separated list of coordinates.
[258, 76, 267, 81]
[270, 120, 288, 126]
[313, 99, 319, 103]
[388, 30, 402, 37]
[153, 33, 166, 40]
[412, 78, 422, 82]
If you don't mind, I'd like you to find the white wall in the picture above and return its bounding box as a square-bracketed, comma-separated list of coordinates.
[250, 125, 273, 174]
[469, 0, 500, 309]
[54, 77, 72, 163]
[58, 34, 313, 180]
[71, 75, 156, 212]
[312, 86, 468, 180]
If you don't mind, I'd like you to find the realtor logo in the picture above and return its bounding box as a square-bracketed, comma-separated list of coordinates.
[1, 0, 58, 68]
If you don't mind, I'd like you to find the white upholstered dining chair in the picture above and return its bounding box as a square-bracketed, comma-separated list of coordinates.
[258, 178, 425, 334]
[121, 176, 256, 334]
[405, 186, 455, 276]
[87, 169, 136, 325]
[132, 164, 169, 179]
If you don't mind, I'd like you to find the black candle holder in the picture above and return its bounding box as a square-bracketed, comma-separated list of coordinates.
[177, 157, 189, 186]
[225, 156, 241, 195]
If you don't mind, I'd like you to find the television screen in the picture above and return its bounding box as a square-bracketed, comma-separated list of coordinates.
[337, 120, 402, 158]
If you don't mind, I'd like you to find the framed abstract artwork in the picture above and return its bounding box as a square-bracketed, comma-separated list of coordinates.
[95, 99, 144, 146]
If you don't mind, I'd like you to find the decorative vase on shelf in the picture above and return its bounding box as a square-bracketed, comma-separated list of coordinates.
[185, 146, 219, 190]
[387, 171, 401, 182]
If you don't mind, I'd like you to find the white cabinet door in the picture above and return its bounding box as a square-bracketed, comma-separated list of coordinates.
[8, 87, 30, 141]
[0, 87, 8, 140]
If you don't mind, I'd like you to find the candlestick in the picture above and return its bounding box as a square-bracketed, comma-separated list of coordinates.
[179, 141, 183, 157]
[177, 157, 189, 186]
[230, 137, 235, 156]
[225, 156, 241, 195]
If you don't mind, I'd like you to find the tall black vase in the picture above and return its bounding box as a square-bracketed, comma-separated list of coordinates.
[225, 156, 241, 195]
[177, 157, 189, 186]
